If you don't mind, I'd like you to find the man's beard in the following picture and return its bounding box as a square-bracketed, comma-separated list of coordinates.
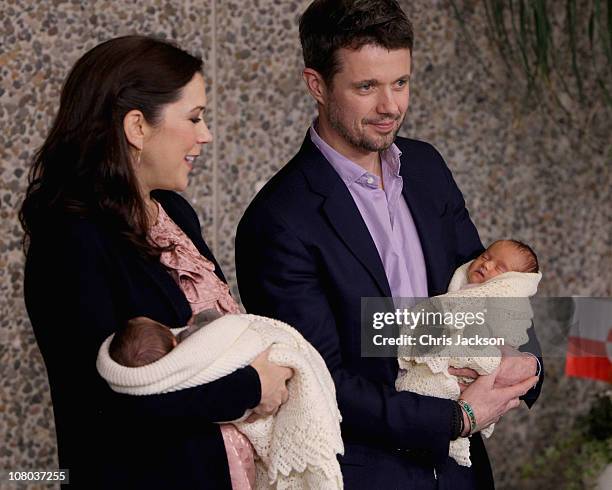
[327, 99, 404, 152]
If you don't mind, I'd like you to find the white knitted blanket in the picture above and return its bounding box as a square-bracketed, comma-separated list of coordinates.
[96, 314, 344, 489]
[396, 261, 541, 467]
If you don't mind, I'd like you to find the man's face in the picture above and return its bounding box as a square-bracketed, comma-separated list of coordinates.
[322, 45, 411, 154]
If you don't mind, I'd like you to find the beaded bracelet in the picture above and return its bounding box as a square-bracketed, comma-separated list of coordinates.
[457, 399, 477, 436]
[451, 402, 464, 440]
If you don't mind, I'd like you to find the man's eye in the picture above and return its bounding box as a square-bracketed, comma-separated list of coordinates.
[358, 84, 372, 91]
[396, 79, 408, 87]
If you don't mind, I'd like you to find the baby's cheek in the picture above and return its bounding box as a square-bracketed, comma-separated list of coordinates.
[467, 272, 481, 284]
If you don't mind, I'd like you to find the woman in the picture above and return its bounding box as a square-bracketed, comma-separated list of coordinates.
[20, 36, 292, 489]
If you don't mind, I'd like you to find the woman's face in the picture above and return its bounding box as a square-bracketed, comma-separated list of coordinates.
[137, 73, 211, 194]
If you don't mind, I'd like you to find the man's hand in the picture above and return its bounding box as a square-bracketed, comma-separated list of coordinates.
[449, 345, 539, 394]
[448, 367, 479, 394]
[494, 345, 539, 388]
[459, 368, 538, 435]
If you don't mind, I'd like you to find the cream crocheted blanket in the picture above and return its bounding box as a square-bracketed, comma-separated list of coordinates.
[396, 261, 541, 467]
[96, 314, 344, 489]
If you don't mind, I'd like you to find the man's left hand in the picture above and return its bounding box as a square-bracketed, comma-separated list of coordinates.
[493, 345, 539, 388]
[449, 346, 538, 394]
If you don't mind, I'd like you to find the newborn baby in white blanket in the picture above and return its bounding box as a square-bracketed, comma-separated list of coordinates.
[396, 239, 542, 467]
[96, 312, 344, 489]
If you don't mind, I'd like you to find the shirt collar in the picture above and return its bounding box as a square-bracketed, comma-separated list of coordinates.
[309, 119, 403, 186]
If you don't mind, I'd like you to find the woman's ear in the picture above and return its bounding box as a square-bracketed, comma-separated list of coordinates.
[123, 110, 146, 151]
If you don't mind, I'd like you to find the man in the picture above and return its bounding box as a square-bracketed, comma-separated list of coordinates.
[236, 1, 543, 488]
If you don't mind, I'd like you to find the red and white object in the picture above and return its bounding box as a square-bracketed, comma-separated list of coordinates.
[566, 298, 612, 383]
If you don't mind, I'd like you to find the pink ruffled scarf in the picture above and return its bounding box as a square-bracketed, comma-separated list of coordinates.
[148, 202, 240, 316]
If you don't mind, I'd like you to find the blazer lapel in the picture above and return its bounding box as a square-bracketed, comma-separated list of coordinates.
[125, 192, 211, 325]
[399, 155, 448, 296]
[168, 209, 226, 284]
[131, 250, 192, 325]
[298, 136, 392, 297]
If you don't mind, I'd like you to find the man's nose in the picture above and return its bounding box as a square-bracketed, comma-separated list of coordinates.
[376, 88, 400, 116]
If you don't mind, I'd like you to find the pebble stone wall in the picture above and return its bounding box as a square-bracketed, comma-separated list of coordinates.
[1, 1, 610, 489]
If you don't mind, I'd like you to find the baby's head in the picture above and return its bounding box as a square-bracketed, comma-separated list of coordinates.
[467, 239, 539, 284]
[109, 317, 177, 367]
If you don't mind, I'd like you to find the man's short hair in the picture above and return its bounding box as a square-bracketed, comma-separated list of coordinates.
[299, 0, 414, 86]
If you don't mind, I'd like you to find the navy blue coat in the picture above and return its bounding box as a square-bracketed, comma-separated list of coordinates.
[236, 134, 543, 489]
[24, 190, 260, 489]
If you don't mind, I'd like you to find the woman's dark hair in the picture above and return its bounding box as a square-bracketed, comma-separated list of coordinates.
[299, 0, 414, 86]
[19, 35, 203, 259]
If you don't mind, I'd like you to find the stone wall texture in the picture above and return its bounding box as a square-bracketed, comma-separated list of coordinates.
[1, 1, 610, 489]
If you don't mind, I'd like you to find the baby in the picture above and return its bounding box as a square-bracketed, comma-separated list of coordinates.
[108, 309, 222, 367]
[466, 239, 539, 285]
[98, 312, 344, 489]
[396, 239, 541, 467]
[108, 309, 256, 490]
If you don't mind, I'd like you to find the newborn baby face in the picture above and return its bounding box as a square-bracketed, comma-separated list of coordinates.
[467, 240, 527, 284]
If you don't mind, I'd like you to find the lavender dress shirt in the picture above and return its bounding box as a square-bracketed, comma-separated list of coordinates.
[309, 124, 428, 299]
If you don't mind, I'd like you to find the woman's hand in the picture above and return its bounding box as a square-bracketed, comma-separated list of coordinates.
[247, 348, 293, 422]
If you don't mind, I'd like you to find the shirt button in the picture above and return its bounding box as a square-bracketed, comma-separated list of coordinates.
[367, 177, 374, 184]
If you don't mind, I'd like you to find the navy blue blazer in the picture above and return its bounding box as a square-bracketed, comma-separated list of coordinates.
[24, 190, 260, 489]
[236, 134, 543, 489]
